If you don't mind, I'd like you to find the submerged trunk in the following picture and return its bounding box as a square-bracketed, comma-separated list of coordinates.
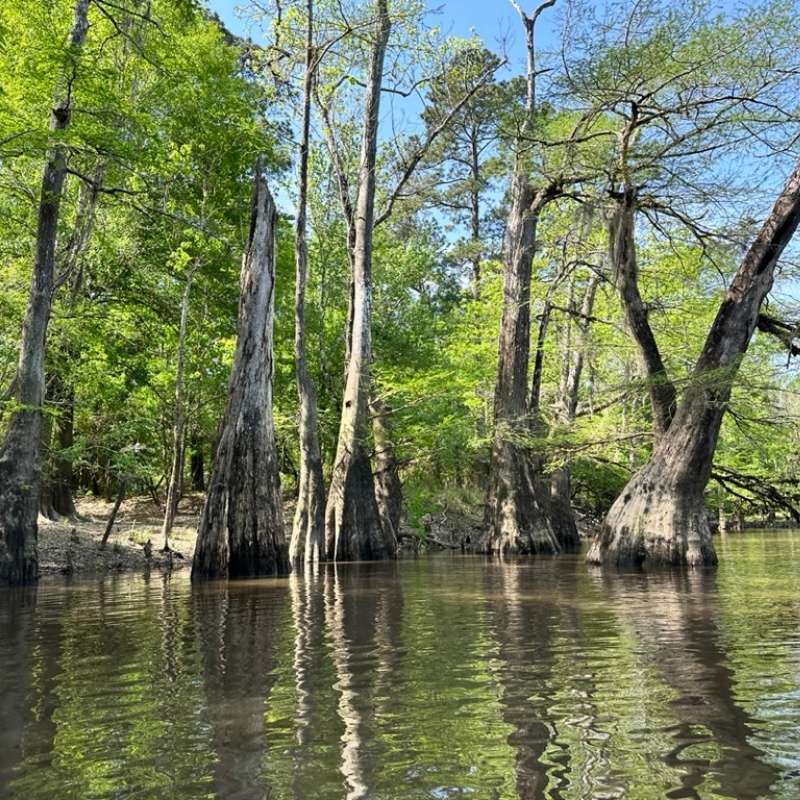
[324, 0, 395, 562]
[589, 160, 800, 567]
[370, 394, 403, 545]
[609, 189, 677, 438]
[290, 0, 326, 568]
[485, 178, 559, 555]
[0, 0, 90, 585]
[161, 269, 194, 551]
[192, 168, 288, 579]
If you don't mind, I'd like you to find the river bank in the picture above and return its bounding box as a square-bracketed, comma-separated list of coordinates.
[37, 492, 604, 577]
[37, 494, 201, 576]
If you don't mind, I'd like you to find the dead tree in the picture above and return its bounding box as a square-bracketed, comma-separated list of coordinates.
[192, 167, 288, 579]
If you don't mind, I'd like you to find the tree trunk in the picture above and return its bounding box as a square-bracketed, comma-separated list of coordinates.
[588, 159, 800, 567]
[561, 274, 599, 421]
[485, 177, 559, 554]
[370, 393, 403, 544]
[192, 168, 288, 579]
[161, 269, 194, 551]
[38, 406, 57, 521]
[0, 0, 90, 585]
[609, 189, 676, 438]
[100, 478, 127, 549]
[324, 0, 395, 562]
[290, 0, 327, 568]
[52, 380, 76, 518]
[551, 272, 600, 551]
[189, 434, 205, 491]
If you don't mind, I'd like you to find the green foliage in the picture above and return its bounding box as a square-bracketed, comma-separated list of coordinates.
[1, 0, 798, 527]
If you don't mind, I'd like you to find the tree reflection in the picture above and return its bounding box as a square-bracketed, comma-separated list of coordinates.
[193, 579, 288, 800]
[0, 586, 40, 792]
[606, 569, 779, 799]
[485, 560, 561, 800]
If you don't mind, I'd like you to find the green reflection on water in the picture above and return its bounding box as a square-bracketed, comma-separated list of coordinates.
[1, 532, 799, 799]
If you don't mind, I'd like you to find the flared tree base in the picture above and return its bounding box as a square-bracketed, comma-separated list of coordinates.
[0, 416, 40, 585]
[587, 465, 717, 568]
[325, 446, 395, 562]
[485, 440, 560, 555]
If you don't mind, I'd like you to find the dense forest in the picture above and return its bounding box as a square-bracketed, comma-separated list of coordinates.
[1, 0, 800, 585]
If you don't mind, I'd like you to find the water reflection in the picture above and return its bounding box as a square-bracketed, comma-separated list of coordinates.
[485, 561, 561, 799]
[193, 579, 288, 800]
[595, 569, 777, 798]
[0, 533, 799, 799]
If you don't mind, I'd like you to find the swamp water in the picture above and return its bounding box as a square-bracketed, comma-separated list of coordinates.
[1, 531, 800, 799]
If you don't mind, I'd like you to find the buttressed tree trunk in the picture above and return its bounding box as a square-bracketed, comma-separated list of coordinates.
[485, 0, 560, 555]
[290, 0, 326, 568]
[192, 168, 288, 579]
[0, 0, 90, 585]
[324, 0, 395, 562]
[609, 188, 676, 438]
[486, 179, 560, 554]
[588, 159, 800, 567]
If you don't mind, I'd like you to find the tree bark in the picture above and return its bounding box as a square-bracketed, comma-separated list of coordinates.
[370, 393, 403, 544]
[324, 0, 395, 562]
[609, 188, 677, 438]
[485, 0, 561, 556]
[588, 159, 800, 567]
[161, 268, 195, 551]
[485, 177, 559, 554]
[0, 0, 90, 585]
[192, 168, 288, 579]
[289, 0, 327, 568]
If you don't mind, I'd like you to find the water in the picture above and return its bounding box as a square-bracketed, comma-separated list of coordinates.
[1, 531, 800, 800]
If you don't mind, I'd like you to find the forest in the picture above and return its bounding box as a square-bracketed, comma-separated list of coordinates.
[0, 0, 799, 585]
[5, 2, 800, 798]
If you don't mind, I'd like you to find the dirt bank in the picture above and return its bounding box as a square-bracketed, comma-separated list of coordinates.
[38, 494, 201, 577]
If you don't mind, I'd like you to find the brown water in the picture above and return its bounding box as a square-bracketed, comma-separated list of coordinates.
[1, 531, 799, 800]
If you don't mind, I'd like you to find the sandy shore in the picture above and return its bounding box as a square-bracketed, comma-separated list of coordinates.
[37, 494, 201, 576]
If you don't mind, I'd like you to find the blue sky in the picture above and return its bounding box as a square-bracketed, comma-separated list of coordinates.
[206, 0, 545, 78]
[204, 0, 800, 307]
